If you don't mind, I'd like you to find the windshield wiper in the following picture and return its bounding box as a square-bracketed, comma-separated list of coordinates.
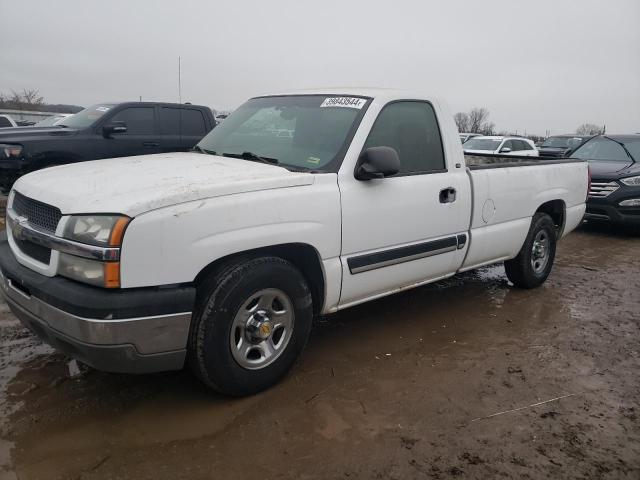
[222, 151, 279, 165]
[192, 145, 216, 155]
[604, 136, 636, 162]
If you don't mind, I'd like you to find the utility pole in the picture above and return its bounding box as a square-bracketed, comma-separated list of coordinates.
[178, 56, 182, 104]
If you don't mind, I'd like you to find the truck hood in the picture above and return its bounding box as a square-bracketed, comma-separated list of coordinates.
[538, 147, 568, 157]
[588, 159, 637, 179]
[0, 126, 78, 142]
[12, 152, 315, 216]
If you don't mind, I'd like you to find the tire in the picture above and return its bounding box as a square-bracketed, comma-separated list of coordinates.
[504, 212, 557, 289]
[188, 256, 313, 396]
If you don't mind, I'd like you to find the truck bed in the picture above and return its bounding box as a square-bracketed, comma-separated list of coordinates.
[464, 152, 584, 169]
[460, 153, 589, 272]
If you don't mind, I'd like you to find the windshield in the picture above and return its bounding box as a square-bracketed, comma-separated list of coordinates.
[542, 136, 585, 148]
[196, 95, 370, 171]
[572, 136, 639, 162]
[463, 138, 502, 151]
[58, 104, 115, 129]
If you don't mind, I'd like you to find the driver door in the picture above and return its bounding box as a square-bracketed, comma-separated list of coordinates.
[338, 101, 470, 307]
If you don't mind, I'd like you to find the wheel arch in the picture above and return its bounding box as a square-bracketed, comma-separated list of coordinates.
[535, 199, 566, 237]
[193, 242, 326, 315]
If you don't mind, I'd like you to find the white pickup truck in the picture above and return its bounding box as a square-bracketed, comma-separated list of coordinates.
[0, 89, 588, 395]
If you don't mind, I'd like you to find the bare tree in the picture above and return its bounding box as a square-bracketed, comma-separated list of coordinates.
[0, 89, 45, 110]
[576, 123, 604, 135]
[468, 108, 490, 134]
[479, 121, 495, 136]
[454, 112, 470, 132]
[20, 88, 44, 107]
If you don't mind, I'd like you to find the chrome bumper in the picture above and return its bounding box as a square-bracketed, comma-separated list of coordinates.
[0, 270, 192, 373]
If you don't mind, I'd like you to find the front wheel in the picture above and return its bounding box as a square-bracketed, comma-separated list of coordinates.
[189, 256, 313, 396]
[504, 212, 557, 289]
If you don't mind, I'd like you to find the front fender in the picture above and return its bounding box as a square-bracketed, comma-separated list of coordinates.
[119, 179, 341, 288]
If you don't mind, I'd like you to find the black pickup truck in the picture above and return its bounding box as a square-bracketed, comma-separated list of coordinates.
[538, 134, 592, 158]
[0, 102, 216, 193]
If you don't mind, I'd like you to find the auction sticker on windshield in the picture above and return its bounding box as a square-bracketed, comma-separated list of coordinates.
[320, 97, 366, 109]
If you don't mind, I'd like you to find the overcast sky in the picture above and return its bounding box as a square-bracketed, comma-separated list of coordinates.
[1, 0, 638, 135]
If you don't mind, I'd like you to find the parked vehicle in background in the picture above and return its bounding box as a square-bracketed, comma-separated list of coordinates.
[33, 114, 73, 127]
[538, 135, 592, 158]
[463, 136, 538, 156]
[0, 102, 215, 193]
[459, 132, 481, 143]
[0, 115, 18, 128]
[0, 89, 588, 395]
[572, 134, 640, 227]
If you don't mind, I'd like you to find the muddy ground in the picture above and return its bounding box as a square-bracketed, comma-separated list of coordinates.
[0, 223, 638, 480]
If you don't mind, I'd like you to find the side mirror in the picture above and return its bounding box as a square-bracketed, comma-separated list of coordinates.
[103, 121, 127, 138]
[499, 147, 512, 153]
[354, 146, 400, 181]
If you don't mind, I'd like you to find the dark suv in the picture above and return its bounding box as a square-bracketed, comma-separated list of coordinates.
[538, 135, 592, 158]
[572, 135, 640, 227]
[0, 102, 216, 193]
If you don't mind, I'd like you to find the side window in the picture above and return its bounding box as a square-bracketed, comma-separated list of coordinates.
[502, 140, 515, 151]
[181, 109, 206, 136]
[110, 107, 155, 135]
[0, 117, 12, 127]
[362, 101, 445, 174]
[159, 107, 180, 135]
[514, 140, 527, 151]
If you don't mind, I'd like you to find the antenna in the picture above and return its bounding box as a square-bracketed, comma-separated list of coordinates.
[178, 56, 182, 104]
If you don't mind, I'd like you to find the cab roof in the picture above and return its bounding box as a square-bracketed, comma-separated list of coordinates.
[256, 87, 439, 104]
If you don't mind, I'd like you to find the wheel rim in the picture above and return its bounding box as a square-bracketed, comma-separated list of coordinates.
[531, 230, 550, 274]
[230, 288, 294, 370]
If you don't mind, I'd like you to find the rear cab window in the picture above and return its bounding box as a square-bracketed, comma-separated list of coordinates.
[181, 109, 207, 136]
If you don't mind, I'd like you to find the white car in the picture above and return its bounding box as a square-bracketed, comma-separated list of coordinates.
[0, 114, 18, 128]
[0, 88, 587, 395]
[463, 136, 539, 156]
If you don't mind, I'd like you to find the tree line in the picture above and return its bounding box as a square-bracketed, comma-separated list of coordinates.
[454, 107, 606, 138]
[0, 89, 83, 114]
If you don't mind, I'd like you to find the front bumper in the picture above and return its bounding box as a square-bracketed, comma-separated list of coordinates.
[0, 238, 196, 373]
[586, 187, 640, 227]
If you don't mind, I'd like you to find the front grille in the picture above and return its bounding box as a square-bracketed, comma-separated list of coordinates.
[13, 237, 52, 264]
[588, 181, 619, 198]
[12, 191, 62, 233]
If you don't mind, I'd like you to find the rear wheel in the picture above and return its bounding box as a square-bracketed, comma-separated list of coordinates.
[189, 256, 313, 396]
[505, 212, 557, 289]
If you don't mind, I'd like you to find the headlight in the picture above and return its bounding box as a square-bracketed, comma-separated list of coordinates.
[620, 176, 640, 186]
[63, 215, 129, 246]
[0, 144, 23, 158]
[59, 215, 130, 288]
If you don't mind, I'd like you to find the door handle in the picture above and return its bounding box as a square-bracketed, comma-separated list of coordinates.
[439, 187, 457, 203]
[143, 142, 159, 147]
